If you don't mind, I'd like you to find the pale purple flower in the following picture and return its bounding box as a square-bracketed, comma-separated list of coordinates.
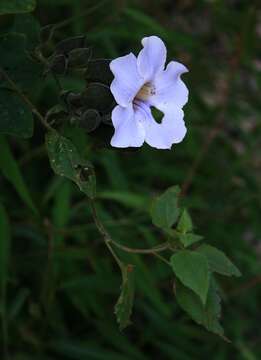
[109, 36, 189, 149]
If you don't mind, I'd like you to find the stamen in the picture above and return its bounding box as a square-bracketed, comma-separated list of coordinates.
[135, 83, 156, 101]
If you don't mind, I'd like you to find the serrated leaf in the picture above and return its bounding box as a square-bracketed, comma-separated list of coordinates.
[46, 130, 96, 199]
[0, 136, 37, 213]
[175, 278, 225, 337]
[177, 209, 193, 233]
[178, 233, 203, 248]
[197, 244, 241, 277]
[115, 264, 135, 331]
[151, 186, 180, 229]
[171, 250, 210, 304]
[0, 0, 36, 15]
[0, 90, 33, 138]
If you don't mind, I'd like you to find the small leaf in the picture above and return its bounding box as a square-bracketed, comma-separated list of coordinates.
[45, 104, 68, 126]
[46, 130, 96, 199]
[0, 136, 37, 213]
[175, 278, 225, 337]
[82, 83, 115, 114]
[0, 89, 33, 138]
[178, 233, 203, 248]
[61, 91, 82, 110]
[171, 250, 210, 304]
[177, 209, 193, 233]
[68, 48, 92, 68]
[115, 264, 135, 331]
[0, 0, 36, 15]
[79, 109, 101, 133]
[0, 203, 11, 298]
[197, 244, 241, 277]
[151, 186, 180, 229]
[85, 59, 113, 86]
[48, 54, 67, 75]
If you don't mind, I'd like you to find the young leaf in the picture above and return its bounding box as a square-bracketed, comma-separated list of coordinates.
[178, 233, 203, 248]
[45, 130, 96, 199]
[0, 136, 37, 214]
[0, 203, 11, 298]
[151, 186, 180, 229]
[175, 278, 225, 337]
[197, 244, 241, 277]
[0, 90, 33, 138]
[0, 0, 36, 15]
[115, 264, 135, 331]
[177, 209, 193, 233]
[171, 250, 210, 304]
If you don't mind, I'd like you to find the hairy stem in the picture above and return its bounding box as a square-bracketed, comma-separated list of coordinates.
[89, 199, 170, 268]
[110, 239, 169, 254]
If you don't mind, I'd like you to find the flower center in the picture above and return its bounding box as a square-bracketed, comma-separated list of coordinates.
[135, 82, 156, 101]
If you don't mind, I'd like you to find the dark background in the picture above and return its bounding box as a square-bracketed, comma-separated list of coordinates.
[0, 0, 261, 359]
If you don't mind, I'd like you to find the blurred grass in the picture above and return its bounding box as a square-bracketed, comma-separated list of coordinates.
[0, 0, 261, 359]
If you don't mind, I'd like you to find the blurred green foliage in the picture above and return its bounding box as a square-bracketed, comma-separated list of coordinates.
[0, 0, 261, 359]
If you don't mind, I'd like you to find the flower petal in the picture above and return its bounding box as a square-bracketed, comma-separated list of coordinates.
[135, 102, 186, 149]
[110, 53, 144, 107]
[110, 105, 145, 148]
[151, 61, 189, 108]
[137, 36, 167, 81]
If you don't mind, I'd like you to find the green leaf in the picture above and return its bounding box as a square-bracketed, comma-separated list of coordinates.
[177, 209, 193, 233]
[46, 130, 96, 199]
[171, 250, 210, 304]
[8, 288, 30, 320]
[175, 278, 225, 337]
[0, 136, 37, 213]
[0, 89, 33, 138]
[0, 0, 36, 15]
[197, 244, 241, 277]
[52, 180, 72, 244]
[115, 264, 135, 331]
[98, 191, 148, 209]
[151, 186, 180, 229]
[0, 203, 11, 297]
[178, 233, 203, 248]
[12, 14, 41, 50]
[0, 33, 42, 93]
